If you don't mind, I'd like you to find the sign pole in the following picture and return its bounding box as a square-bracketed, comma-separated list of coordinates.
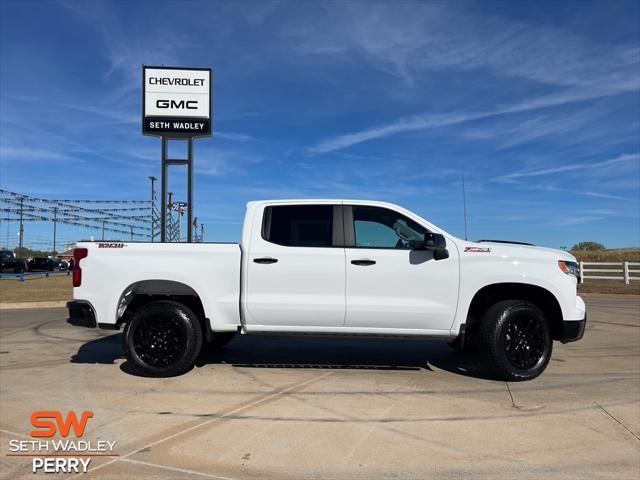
[160, 137, 167, 243]
[187, 138, 193, 243]
[142, 65, 211, 244]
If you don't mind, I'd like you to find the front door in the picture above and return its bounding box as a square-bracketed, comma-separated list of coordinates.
[245, 204, 346, 328]
[344, 205, 459, 331]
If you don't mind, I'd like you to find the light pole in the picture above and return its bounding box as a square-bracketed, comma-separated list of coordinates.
[18, 196, 24, 254]
[148, 176, 157, 242]
[462, 174, 468, 241]
[52, 206, 58, 254]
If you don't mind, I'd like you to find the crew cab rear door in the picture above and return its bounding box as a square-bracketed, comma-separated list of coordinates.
[343, 205, 459, 331]
[244, 203, 346, 328]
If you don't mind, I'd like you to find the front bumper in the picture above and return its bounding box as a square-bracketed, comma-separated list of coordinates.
[561, 314, 586, 343]
[67, 300, 96, 328]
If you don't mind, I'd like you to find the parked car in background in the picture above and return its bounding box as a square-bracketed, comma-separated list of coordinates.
[0, 250, 29, 273]
[28, 257, 60, 271]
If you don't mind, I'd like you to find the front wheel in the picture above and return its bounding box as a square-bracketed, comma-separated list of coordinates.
[481, 300, 552, 381]
[123, 300, 203, 377]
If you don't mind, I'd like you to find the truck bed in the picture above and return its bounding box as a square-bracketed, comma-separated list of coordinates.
[73, 241, 242, 330]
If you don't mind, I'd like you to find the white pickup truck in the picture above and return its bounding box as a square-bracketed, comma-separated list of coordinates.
[68, 199, 586, 380]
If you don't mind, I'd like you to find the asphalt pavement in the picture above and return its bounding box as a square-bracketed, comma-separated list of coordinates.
[0, 296, 638, 479]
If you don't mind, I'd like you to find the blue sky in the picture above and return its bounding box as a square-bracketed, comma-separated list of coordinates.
[1, 0, 639, 249]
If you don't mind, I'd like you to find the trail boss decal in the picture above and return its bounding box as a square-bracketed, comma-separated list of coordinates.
[464, 246, 492, 253]
[97, 243, 126, 248]
[143, 66, 212, 137]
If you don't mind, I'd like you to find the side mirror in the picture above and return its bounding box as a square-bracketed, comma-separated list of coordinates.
[424, 232, 446, 249]
[423, 232, 449, 260]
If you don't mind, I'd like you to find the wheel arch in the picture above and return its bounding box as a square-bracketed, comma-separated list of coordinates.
[116, 280, 210, 337]
[466, 282, 564, 341]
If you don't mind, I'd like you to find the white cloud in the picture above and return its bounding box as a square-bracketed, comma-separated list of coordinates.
[215, 131, 256, 142]
[546, 216, 603, 227]
[194, 148, 263, 177]
[0, 146, 71, 162]
[460, 103, 635, 150]
[309, 86, 638, 153]
[519, 184, 628, 201]
[492, 153, 640, 182]
[289, 2, 640, 89]
[59, 102, 138, 125]
[299, 2, 639, 153]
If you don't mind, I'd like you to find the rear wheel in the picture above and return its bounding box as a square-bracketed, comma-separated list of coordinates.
[123, 300, 203, 377]
[480, 300, 552, 381]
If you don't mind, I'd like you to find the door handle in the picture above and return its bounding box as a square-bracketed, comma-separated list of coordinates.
[351, 259, 376, 266]
[253, 257, 278, 264]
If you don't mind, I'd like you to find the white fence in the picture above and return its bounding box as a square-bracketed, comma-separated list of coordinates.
[579, 261, 640, 284]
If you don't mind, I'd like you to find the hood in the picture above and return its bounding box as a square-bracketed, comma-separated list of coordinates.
[460, 239, 577, 262]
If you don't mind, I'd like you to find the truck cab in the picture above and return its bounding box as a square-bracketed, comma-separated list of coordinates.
[241, 200, 459, 334]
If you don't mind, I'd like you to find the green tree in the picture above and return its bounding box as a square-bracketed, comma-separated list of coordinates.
[571, 241, 605, 251]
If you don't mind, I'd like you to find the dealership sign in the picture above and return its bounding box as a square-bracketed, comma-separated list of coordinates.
[142, 66, 211, 137]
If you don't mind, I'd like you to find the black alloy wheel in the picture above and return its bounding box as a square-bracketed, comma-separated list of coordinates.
[132, 315, 188, 369]
[503, 314, 546, 370]
[481, 300, 552, 381]
[124, 300, 203, 377]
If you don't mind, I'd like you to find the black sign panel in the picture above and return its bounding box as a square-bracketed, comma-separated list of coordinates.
[144, 117, 211, 135]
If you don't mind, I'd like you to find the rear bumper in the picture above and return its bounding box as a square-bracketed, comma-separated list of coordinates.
[561, 314, 586, 343]
[67, 300, 96, 328]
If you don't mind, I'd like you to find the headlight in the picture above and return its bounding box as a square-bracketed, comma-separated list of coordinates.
[558, 260, 580, 279]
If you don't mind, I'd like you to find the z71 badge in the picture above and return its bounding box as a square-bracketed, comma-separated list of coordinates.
[464, 246, 491, 253]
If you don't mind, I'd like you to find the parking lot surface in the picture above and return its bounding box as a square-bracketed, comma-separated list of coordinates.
[1, 296, 639, 479]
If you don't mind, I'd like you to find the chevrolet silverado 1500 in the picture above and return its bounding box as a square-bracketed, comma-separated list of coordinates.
[67, 199, 586, 380]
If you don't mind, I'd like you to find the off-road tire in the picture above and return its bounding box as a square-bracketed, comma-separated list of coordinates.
[480, 300, 552, 381]
[123, 300, 203, 377]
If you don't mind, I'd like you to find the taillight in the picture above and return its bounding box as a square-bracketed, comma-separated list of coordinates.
[73, 248, 88, 287]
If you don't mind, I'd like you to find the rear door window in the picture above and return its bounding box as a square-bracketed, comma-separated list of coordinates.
[263, 205, 334, 247]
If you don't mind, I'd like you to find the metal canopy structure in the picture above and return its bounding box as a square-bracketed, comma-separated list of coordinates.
[0, 189, 160, 251]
